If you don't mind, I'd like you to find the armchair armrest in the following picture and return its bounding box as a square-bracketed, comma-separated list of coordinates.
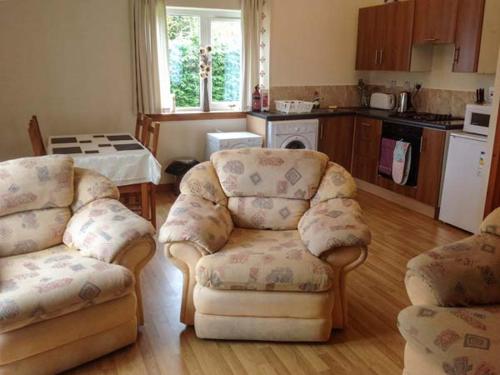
[406, 233, 500, 306]
[298, 198, 371, 257]
[63, 198, 155, 262]
[158, 194, 233, 254]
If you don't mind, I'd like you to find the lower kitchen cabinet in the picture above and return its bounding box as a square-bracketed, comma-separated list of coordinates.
[318, 116, 355, 171]
[351, 116, 382, 183]
[416, 128, 447, 206]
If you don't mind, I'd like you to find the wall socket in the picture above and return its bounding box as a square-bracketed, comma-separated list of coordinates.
[489, 87, 495, 103]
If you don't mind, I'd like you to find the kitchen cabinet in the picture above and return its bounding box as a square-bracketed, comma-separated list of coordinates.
[356, 1, 430, 71]
[453, 0, 485, 72]
[351, 117, 382, 184]
[318, 116, 355, 171]
[413, 0, 458, 44]
[416, 128, 447, 206]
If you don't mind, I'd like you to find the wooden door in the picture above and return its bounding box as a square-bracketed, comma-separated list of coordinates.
[318, 116, 355, 171]
[351, 117, 383, 184]
[413, 0, 458, 44]
[416, 128, 447, 206]
[453, 0, 485, 72]
[356, 6, 379, 70]
[382, 0, 415, 71]
[484, 105, 500, 215]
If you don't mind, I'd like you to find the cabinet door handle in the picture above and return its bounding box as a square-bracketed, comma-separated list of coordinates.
[379, 49, 383, 65]
[424, 37, 438, 42]
[374, 50, 379, 65]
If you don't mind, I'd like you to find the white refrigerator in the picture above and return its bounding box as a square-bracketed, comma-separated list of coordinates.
[439, 132, 488, 233]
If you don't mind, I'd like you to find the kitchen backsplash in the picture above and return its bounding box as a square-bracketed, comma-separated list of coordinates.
[270, 85, 477, 117]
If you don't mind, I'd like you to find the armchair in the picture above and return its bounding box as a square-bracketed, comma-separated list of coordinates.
[160, 148, 370, 342]
[398, 208, 500, 375]
[0, 156, 155, 375]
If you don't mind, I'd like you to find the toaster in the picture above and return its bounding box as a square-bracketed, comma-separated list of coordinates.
[370, 93, 395, 110]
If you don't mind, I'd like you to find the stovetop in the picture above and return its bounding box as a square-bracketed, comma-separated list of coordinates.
[389, 111, 464, 124]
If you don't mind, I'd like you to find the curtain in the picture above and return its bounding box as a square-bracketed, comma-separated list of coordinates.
[241, 0, 265, 110]
[131, 0, 170, 114]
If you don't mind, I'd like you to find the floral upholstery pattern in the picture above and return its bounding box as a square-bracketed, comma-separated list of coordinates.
[481, 208, 500, 237]
[311, 162, 357, 206]
[398, 305, 500, 374]
[0, 156, 74, 217]
[180, 162, 227, 206]
[71, 168, 119, 212]
[227, 197, 309, 230]
[0, 208, 71, 258]
[0, 244, 134, 333]
[407, 233, 500, 306]
[159, 194, 233, 254]
[211, 148, 328, 199]
[196, 229, 334, 292]
[64, 198, 155, 262]
[298, 199, 371, 257]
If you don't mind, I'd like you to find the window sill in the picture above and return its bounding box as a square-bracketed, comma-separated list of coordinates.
[148, 111, 247, 122]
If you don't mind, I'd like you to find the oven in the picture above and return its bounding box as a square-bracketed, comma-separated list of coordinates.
[464, 104, 492, 136]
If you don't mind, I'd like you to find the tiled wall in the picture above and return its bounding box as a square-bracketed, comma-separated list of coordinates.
[270, 85, 477, 117]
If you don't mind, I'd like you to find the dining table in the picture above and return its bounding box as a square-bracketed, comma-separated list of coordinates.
[47, 132, 162, 222]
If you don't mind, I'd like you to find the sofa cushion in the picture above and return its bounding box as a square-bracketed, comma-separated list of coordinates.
[0, 244, 134, 333]
[398, 305, 500, 374]
[311, 162, 357, 206]
[0, 155, 74, 217]
[196, 229, 334, 292]
[71, 168, 119, 213]
[0, 208, 71, 258]
[211, 148, 328, 199]
[180, 162, 228, 206]
[227, 197, 309, 230]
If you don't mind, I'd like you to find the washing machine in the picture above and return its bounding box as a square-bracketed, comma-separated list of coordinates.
[205, 131, 263, 160]
[267, 119, 319, 150]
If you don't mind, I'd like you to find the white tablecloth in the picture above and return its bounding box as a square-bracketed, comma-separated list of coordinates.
[47, 133, 162, 186]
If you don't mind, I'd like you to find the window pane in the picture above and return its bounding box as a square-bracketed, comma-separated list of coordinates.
[167, 15, 200, 108]
[211, 19, 241, 103]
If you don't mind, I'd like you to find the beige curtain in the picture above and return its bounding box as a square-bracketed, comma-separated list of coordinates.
[131, 0, 170, 114]
[241, 0, 265, 110]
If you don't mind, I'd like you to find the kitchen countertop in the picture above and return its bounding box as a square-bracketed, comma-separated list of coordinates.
[248, 108, 464, 131]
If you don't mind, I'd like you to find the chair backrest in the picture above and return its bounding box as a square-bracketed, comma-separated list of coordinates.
[28, 115, 47, 156]
[143, 120, 160, 157]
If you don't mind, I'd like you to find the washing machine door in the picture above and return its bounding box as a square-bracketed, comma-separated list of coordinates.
[280, 135, 312, 150]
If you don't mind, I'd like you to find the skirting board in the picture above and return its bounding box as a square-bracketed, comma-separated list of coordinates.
[355, 178, 436, 219]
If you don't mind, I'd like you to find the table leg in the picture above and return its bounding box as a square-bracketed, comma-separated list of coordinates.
[150, 184, 157, 229]
[140, 183, 149, 220]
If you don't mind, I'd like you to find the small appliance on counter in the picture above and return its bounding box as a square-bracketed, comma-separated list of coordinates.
[205, 132, 263, 160]
[439, 103, 492, 233]
[369, 93, 395, 110]
[396, 91, 412, 113]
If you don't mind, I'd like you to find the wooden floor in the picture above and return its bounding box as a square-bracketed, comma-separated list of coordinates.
[66, 190, 467, 375]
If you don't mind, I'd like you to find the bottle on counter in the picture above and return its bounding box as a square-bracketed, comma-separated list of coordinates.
[252, 85, 261, 112]
[312, 91, 321, 109]
[260, 88, 269, 112]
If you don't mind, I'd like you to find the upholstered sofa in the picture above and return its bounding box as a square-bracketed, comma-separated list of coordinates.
[160, 148, 371, 342]
[0, 155, 156, 375]
[398, 208, 500, 375]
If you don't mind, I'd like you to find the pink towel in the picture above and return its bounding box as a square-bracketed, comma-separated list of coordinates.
[378, 138, 397, 177]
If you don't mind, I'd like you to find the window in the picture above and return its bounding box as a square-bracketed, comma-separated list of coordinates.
[166, 7, 242, 111]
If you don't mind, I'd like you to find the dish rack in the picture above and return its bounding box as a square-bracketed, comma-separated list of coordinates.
[275, 100, 314, 114]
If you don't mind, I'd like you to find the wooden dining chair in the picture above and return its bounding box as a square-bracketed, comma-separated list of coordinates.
[135, 113, 153, 146]
[28, 115, 47, 156]
[143, 121, 160, 157]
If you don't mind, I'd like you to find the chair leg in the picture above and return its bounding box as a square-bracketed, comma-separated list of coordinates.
[140, 183, 149, 220]
[150, 184, 156, 229]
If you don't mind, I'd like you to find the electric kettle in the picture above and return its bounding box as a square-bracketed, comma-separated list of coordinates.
[397, 92, 412, 113]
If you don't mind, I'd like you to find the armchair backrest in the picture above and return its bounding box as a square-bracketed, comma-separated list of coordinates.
[0, 155, 120, 258]
[481, 207, 500, 237]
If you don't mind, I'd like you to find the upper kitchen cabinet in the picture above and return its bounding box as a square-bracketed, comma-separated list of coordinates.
[453, 0, 485, 72]
[413, 0, 458, 44]
[356, 1, 432, 72]
[476, 0, 500, 73]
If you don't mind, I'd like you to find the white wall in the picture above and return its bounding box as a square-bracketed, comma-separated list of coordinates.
[0, 0, 136, 161]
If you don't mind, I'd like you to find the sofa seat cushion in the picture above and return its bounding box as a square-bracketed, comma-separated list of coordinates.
[398, 305, 500, 373]
[0, 244, 134, 333]
[196, 229, 334, 292]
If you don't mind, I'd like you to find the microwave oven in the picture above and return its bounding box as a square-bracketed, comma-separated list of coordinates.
[464, 103, 492, 136]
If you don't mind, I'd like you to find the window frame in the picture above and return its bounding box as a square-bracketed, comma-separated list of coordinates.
[166, 7, 242, 112]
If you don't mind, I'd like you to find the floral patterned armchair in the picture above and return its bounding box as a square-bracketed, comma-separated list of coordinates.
[398, 208, 500, 375]
[160, 148, 371, 342]
[0, 155, 155, 375]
